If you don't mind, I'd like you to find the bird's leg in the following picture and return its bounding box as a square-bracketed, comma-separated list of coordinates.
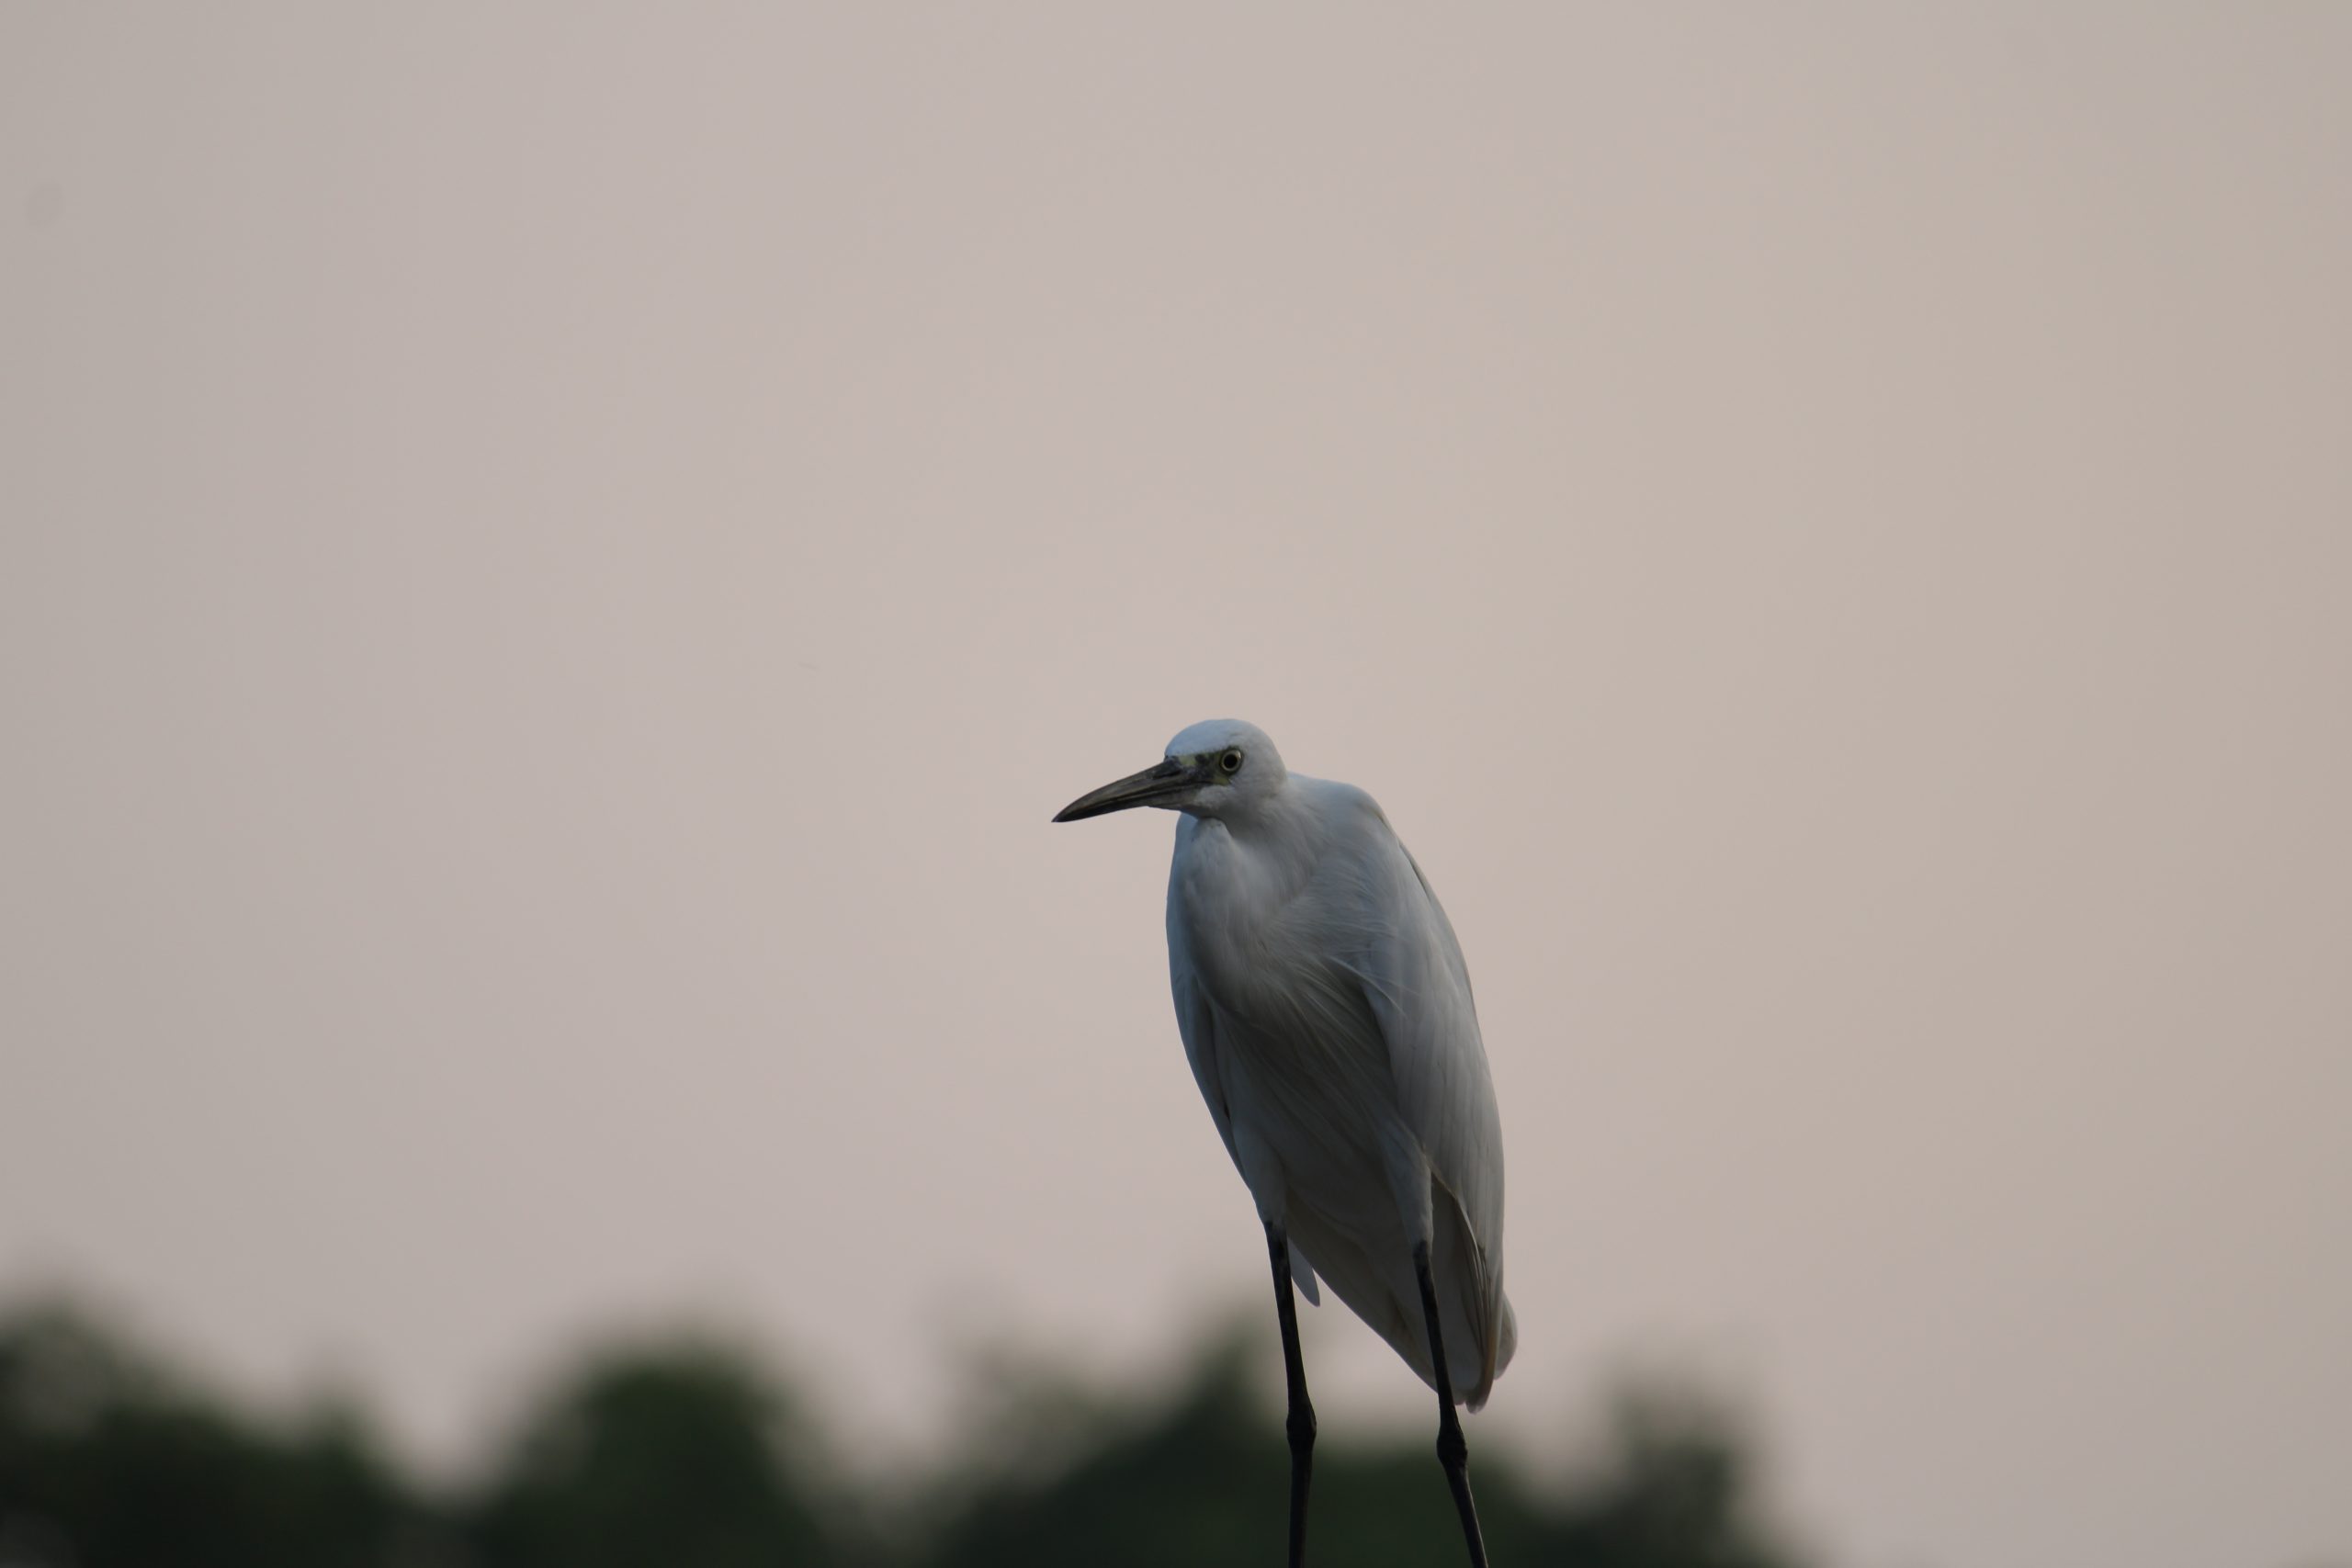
[1266, 1221, 1316, 1568]
[1414, 1241, 1488, 1568]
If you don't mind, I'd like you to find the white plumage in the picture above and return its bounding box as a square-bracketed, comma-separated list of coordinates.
[1059, 718, 1515, 1405]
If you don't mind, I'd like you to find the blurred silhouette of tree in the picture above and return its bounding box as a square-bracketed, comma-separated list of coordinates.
[0, 1293, 1804, 1568]
[464, 1337, 842, 1568]
[916, 1329, 1285, 1567]
[913, 1322, 1797, 1568]
[1538, 1384, 1799, 1568]
[0, 1299, 422, 1568]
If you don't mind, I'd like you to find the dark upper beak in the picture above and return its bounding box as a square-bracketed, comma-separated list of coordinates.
[1053, 759, 1205, 823]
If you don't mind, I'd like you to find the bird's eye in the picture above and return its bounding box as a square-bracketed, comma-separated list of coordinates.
[1219, 750, 1244, 774]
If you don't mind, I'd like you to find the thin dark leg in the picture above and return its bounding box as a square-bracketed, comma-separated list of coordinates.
[1266, 1222, 1316, 1568]
[1414, 1241, 1488, 1568]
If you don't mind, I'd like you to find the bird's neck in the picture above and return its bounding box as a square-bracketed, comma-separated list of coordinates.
[1181, 792, 1320, 898]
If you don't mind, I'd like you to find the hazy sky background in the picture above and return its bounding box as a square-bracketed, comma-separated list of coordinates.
[6, 7, 2348, 1567]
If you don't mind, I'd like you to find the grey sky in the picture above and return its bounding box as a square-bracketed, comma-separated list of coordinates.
[6, 7, 2349, 1568]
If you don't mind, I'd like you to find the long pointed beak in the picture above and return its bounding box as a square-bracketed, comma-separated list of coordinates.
[1053, 759, 1205, 823]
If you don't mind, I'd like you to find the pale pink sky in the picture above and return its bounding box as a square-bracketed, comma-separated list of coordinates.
[5, 7, 2349, 1567]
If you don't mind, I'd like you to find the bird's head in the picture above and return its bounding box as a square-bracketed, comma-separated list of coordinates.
[1053, 718, 1289, 823]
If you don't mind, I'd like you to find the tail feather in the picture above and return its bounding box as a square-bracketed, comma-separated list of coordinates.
[1434, 1179, 1509, 1410]
[1289, 1243, 1321, 1306]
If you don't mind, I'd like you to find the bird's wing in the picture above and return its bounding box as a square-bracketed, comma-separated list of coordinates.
[1168, 898, 1321, 1306]
[1341, 808, 1511, 1404]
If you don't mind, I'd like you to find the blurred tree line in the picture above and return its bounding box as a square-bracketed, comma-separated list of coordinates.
[0, 1295, 1804, 1568]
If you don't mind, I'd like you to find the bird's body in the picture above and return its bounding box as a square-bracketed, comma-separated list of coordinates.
[1167, 770, 1516, 1407]
[1057, 719, 1511, 1567]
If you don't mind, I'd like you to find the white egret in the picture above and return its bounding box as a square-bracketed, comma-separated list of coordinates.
[1056, 719, 1513, 1568]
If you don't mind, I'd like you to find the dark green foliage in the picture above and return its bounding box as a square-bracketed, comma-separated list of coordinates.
[1538, 1388, 1798, 1568]
[920, 1335, 1282, 1568]
[912, 1334, 1796, 1568]
[468, 1340, 838, 1568]
[0, 1303, 420, 1568]
[0, 1296, 1803, 1568]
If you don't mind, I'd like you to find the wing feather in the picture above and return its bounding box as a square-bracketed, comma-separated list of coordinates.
[1346, 814, 1513, 1406]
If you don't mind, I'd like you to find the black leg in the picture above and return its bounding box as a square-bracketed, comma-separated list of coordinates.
[1414, 1241, 1488, 1568]
[1266, 1222, 1316, 1568]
